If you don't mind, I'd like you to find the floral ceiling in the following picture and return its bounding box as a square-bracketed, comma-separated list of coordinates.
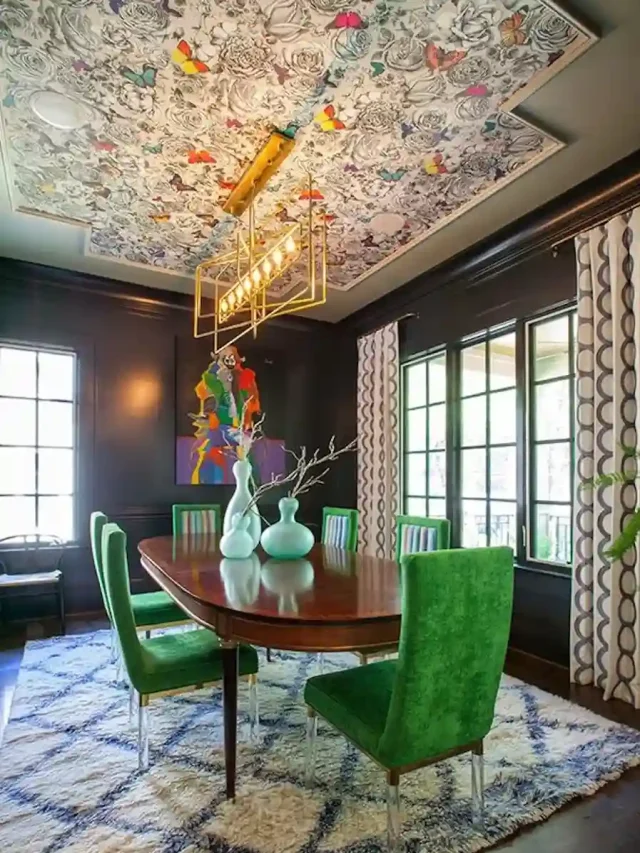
[0, 0, 594, 293]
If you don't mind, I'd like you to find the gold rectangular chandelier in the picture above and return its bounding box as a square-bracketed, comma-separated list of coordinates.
[194, 132, 327, 354]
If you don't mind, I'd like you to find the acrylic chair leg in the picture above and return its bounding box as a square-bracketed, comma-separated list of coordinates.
[138, 695, 150, 771]
[110, 626, 118, 662]
[305, 707, 318, 786]
[317, 652, 325, 674]
[471, 743, 484, 828]
[248, 674, 260, 742]
[128, 682, 137, 728]
[387, 770, 401, 852]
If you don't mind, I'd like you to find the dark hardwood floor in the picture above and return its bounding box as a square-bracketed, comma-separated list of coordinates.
[1, 622, 639, 851]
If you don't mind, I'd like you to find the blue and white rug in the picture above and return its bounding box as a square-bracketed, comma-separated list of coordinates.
[1, 631, 640, 853]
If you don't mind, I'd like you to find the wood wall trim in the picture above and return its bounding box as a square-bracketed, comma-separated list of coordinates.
[344, 150, 640, 335]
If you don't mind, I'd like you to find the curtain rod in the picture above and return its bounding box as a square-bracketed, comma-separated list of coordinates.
[358, 311, 419, 338]
[551, 197, 640, 253]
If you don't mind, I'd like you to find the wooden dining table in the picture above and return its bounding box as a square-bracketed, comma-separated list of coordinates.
[138, 534, 402, 799]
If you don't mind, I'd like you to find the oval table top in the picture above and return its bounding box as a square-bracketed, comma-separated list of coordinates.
[138, 534, 402, 652]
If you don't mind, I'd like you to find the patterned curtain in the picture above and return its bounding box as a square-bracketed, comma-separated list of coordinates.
[357, 323, 399, 558]
[572, 208, 640, 708]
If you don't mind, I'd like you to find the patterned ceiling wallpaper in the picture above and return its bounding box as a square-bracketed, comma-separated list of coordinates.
[0, 1, 594, 293]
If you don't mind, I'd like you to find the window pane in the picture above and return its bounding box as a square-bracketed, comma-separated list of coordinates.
[405, 497, 426, 516]
[534, 503, 571, 564]
[462, 448, 486, 498]
[406, 454, 426, 496]
[0, 347, 36, 398]
[533, 316, 569, 381]
[462, 499, 487, 548]
[428, 451, 446, 497]
[405, 362, 426, 408]
[406, 409, 426, 452]
[0, 447, 36, 494]
[490, 333, 516, 390]
[0, 398, 36, 445]
[428, 356, 446, 404]
[535, 443, 571, 503]
[428, 498, 447, 519]
[38, 448, 74, 495]
[0, 496, 36, 538]
[490, 447, 516, 499]
[38, 401, 74, 447]
[462, 396, 486, 447]
[462, 344, 486, 397]
[490, 501, 517, 548]
[535, 380, 570, 440]
[429, 403, 446, 450]
[490, 389, 516, 444]
[38, 495, 73, 541]
[38, 352, 74, 401]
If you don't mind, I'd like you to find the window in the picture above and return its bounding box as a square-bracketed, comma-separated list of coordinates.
[400, 305, 576, 570]
[403, 352, 447, 518]
[0, 345, 76, 541]
[527, 311, 575, 565]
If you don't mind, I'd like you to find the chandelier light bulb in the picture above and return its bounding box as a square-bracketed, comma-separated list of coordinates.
[235, 284, 244, 303]
[228, 291, 236, 307]
[263, 259, 272, 277]
[272, 248, 283, 266]
[243, 277, 251, 294]
[252, 268, 261, 285]
[220, 298, 228, 314]
[285, 236, 296, 254]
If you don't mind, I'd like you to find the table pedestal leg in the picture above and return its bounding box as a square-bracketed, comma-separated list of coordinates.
[222, 641, 238, 800]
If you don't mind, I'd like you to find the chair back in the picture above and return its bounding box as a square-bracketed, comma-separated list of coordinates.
[395, 515, 450, 561]
[102, 523, 145, 688]
[89, 512, 112, 620]
[172, 503, 221, 536]
[378, 547, 513, 768]
[321, 507, 358, 551]
[0, 534, 65, 576]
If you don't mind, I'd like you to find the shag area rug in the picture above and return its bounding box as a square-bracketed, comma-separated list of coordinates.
[1, 631, 640, 853]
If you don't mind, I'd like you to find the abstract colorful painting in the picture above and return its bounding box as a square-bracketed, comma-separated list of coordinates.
[176, 344, 285, 485]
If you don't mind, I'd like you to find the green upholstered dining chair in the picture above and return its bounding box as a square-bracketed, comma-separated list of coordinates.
[395, 514, 451, 561]
[102, 522, 259, 770]
[304, 547, 514, 851]
[90, 512, 192, 667]
[321, 507, 359, 551]
[172, 503, 221, 536]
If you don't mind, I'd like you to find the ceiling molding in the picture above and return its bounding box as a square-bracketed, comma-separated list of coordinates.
[344, 148, 640, 333]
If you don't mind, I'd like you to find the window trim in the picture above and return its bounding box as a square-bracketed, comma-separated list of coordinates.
[400, 303, 576, 573]
[0, 341, 78, 542]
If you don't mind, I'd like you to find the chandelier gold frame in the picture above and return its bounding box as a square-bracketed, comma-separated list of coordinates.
[193, 133, 327, 354]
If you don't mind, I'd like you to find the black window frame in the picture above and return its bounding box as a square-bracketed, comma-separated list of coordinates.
[400, 303, 576, 573]
[0, 341, 79, 542]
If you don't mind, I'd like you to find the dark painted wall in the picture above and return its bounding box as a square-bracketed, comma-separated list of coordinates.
[0, 260, 356, 621]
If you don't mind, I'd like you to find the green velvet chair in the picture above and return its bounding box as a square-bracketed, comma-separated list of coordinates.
[172, 503, 221, 536]
[304, 547, 514, 851]
[395, 514, 451, 561]
[102, 522, 259, 770]
[321, 507, 359, 551]
[90, 512, 191, 654]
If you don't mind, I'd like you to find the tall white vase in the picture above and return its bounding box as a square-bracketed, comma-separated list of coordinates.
[223, 459, 261, 550]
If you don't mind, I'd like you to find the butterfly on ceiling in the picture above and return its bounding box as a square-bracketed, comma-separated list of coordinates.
[170, 173, 195, 192]
[322, 67, 345, 89]
[188, 149, 216, 164]
[273, 63, 292, 85]
[344, 163, 359, 173]
[458, 84, 489, 98]
[499, 12, 527, 47]
[120, 64, 157, 88]
[315, 104, 345, 131]
[196, 214, 220, 228]
[299, 188, 324, 201]
[425, 43, 467, 72]
[275, 206, 297, 224]
[361, 234, 378, 248]
[72, 60, 91, 73]
[149, 213, 171, 223]
[424, 152, 448, 175]
[226, 118, 243, 129]
[92, 139, 117, 153]
[371, 61, 385, 78]
[400, 122, 415, 139]
[327, 11, 365, 29]
[218, 179, 236, 191]
[378, 168, 406, 182]
[143, 142, 163, 154]
[172, 40, 209, 75]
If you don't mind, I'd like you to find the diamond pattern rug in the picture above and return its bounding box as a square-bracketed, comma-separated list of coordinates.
[1, 631, 640, 853]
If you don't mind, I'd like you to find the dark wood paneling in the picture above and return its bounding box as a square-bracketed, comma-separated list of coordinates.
[0, 260, 355, 619]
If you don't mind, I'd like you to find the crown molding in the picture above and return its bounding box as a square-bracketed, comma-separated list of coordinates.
[344, 149, 640, 334]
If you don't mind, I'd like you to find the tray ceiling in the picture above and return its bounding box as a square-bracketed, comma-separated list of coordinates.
[0, 1, 596, 296]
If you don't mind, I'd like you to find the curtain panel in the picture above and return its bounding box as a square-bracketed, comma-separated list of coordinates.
[572, 207, 640, 708]
[357, 323, 399, 559]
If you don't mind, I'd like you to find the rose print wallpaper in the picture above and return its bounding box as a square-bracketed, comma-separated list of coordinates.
[0, 1, 595, 294]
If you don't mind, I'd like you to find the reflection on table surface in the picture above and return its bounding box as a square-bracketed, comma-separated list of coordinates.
[143, 535, 401, 622]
